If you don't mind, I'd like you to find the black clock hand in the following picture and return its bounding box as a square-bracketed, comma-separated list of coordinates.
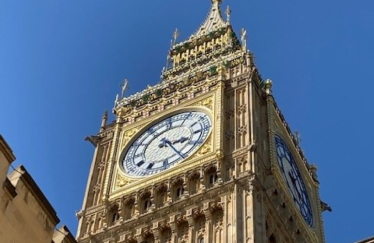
[288, 171, 302, 201]
[172, 136, 188, 144]
[159, 137, 168, 148]
[159, 138, 185, 159]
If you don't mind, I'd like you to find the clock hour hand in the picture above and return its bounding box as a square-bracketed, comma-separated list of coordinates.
[158, 138, 185, 159]
[159, 137, 168, 148]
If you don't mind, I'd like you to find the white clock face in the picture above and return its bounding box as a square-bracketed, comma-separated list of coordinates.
[275, 135, 313, 226]
[122, 111, 212, 177]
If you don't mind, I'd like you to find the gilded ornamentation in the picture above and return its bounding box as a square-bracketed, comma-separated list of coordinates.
[121, 128, 138, 148]
[197, 136, 212, 156]
[215, 149, 224, 159]
[116, 174, 131, 188]
[192, 97, 213, 110]
[198, 144, 211, 155]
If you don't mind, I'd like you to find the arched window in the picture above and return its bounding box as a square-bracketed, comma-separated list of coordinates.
[209, 173, 218, 184]
[173, 179, 185, 201]
[155, 184, 167, 208]
[144, 198, 152, 210]
[112, 212, 120, 223]
[123, 198, 135, 220]
[199, 238, 204, 243]
[176, 187, 184, 198]
[205, 166, 218, 189]
[140, 191, 152, 214]
[109, 205, 120, 225]
[188, 173, 200, 195]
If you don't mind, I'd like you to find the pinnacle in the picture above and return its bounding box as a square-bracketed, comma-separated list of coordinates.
[192, 0, 227, 38]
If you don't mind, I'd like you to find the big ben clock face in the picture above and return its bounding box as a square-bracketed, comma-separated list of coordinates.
[122, 111, 212, 177]
[275, 135, 313, 226]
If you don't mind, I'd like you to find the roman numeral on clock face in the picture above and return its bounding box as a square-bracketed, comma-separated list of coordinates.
[136, 161, 145, 167]
[147, 163, 154, 169]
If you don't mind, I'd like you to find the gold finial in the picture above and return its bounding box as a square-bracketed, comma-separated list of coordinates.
[225, 5, 231, 23]
[264, 79, 273, 95]
[173, 28, 179, 45]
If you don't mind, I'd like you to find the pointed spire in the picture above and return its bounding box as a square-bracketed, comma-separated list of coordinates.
[100, 110, 108, 131]
[192, 0, 227, 38]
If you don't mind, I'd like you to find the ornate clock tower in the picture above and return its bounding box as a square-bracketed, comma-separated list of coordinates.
[76, 1, 326, 242]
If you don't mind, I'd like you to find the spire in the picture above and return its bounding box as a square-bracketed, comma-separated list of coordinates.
[161, 0, 243, 81]
[100, 110, 108, 131]
[192, 0, 227, 38]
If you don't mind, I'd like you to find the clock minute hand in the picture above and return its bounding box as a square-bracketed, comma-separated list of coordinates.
[288, 171, 303, 201]
[172, 136, 188, 144]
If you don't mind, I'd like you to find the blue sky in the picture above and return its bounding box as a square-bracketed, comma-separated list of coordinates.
[1, 0, 374, 242]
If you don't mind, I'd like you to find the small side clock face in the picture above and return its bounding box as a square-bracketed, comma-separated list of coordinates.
[275, 135, 313, 226]
[122, 111, 211, 177]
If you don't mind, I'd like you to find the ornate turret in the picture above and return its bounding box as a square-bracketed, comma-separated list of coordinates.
[161, 0, 242, 81]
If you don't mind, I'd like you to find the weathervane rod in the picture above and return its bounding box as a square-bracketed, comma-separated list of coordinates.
[173, 28, 179, 46]
[121, 79, 128, 98]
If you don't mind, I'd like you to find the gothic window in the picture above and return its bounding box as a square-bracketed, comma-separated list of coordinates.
[176, 187, 184, 198]
[188, 173, 200, 195]
[109, 205, 120, 225]
[143, 198, 152, 211]
[124, 198, 135, 220]
[94, 217, 102, 232]
[199, 238, 204, 243]
[209, 174, 218, 184]
[205, 166, 218, 188]
[172, 179, 185, 201]
[155, 184, 168, 208]
[140, 191, 152, 214]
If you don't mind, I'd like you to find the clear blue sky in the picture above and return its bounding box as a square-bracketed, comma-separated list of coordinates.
[1, 1, 373, 242]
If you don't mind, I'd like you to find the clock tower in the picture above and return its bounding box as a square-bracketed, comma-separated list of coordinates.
[76, 1, 326, 242]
